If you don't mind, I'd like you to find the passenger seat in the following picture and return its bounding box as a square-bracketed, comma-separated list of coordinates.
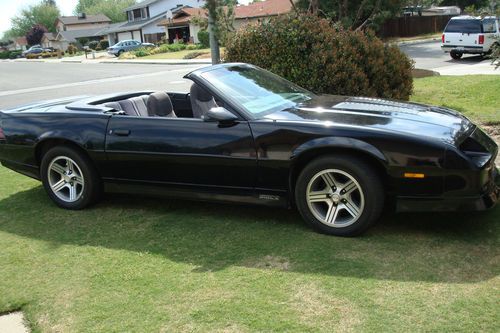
[104, 92, 176, 118]
[105, 95, 149, 117]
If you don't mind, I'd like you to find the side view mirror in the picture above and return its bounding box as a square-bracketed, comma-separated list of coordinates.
[204, 107, 238, 124]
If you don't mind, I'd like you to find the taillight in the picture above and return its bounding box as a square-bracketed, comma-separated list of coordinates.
[478, 35, 484, 44]
[442, 34, 445, 43]
[0, 128, 5, 140]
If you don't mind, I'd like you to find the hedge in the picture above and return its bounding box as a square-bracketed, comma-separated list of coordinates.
[225, 14, 414, 100]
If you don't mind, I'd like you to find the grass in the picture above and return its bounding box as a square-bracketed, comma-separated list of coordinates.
[0, 75, 499, 332]
[411, 75, 500, 125]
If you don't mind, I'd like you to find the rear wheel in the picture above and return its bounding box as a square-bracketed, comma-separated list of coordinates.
[295, 155, 384, 236]
[450, 51, 463, 60]
[41, 146, 102, 210]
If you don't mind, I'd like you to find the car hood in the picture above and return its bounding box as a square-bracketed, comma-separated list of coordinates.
[263, 95, 475, 144]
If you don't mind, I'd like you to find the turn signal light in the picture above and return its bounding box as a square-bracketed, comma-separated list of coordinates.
[404, 173, 425, 179]
[478, 35, 484, 44]
[441, 34, 445, 43]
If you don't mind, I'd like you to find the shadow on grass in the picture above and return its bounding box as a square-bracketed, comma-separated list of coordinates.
[0, 186, 498, 283]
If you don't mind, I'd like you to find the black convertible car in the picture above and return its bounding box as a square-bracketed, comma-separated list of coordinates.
[0, 63, 498, 236]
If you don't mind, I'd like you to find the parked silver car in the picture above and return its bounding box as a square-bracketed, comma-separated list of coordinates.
[107, 40, 155, 57]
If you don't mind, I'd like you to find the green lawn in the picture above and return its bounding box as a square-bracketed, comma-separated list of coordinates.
[411, 75, 500, 125]
[0, 75, 499, 332]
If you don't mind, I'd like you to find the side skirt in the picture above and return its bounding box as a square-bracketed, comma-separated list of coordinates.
[103, 179, 289, 207]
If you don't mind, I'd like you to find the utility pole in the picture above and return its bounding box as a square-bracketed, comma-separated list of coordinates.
[207, 0, 221, 64]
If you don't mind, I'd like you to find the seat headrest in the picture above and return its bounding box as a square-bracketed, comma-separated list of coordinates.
[190, 84, 213, 102]
[147, 92, 175, 117]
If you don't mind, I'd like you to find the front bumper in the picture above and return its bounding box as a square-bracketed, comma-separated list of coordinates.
[397, 166, 499, 212]
[441, 45, 485, 54]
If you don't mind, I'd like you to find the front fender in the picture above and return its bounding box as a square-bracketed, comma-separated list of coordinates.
[291, 136, 387, 164]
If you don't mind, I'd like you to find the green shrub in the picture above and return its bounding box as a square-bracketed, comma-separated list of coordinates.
[186, 44, 202, 50]
[157, 43, 170, 53]
[87, 40, 99, 50]
[98, 40, 109, 49]
[133, 47, 151, 57]
[225, 14, 414, 100]
[167, 43, 186, 52]
[0, 51, 10, 59]
[67, 44, 77, 55]
[183, 51, 207, 59]
[198, 30, 209, 48]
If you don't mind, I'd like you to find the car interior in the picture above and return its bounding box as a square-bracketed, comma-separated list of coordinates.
[98, 83, 219, 119]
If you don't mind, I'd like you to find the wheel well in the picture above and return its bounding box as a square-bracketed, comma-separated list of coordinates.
[35, 139, 90, 166]
[289, 147, 388, 201]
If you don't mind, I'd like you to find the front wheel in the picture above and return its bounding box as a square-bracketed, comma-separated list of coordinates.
[41, 146, 102, 210]
[295, 155, 384, 236]
[450, 51, 463, 60]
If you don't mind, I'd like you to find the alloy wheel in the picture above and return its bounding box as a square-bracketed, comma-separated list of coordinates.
[47, 156, 85, 203]
[306, 169, 365, 227]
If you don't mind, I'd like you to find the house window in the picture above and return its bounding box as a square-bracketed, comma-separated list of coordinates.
[133, 8, 142, 20]
[127, 11, 132, 21]
[141, 7, 148, 19]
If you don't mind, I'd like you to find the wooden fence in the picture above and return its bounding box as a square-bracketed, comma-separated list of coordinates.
[377, 15, 455, 38]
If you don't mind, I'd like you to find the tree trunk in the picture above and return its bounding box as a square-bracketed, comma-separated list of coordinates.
[208, 10, 220, 65]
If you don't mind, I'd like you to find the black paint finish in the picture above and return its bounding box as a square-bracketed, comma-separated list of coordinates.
[0, 63, 498, 212]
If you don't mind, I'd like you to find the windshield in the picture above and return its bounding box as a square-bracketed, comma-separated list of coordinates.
[200, 65, 315, 117]
[445, 19, 482, 33]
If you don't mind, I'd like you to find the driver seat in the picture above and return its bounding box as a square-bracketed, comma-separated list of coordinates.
[190, 83, 217, 119]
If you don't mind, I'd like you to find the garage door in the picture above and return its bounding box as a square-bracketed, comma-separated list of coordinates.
[117, 32, 131, 42]
[132, 30, 142, 42]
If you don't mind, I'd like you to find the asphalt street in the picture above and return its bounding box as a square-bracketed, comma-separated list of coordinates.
[0, 62, 202, 109]
[399, 40, 489, 70]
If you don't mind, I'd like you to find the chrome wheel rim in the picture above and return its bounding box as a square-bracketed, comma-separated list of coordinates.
[47, 156, 84, 203]
[306, 169, 364, 228]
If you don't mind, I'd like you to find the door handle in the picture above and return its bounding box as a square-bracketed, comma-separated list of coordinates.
[110, 129, 130, 136]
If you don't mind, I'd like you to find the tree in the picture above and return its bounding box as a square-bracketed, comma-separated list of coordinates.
[439, 0, 489, 10]
[75, 0, 137, 23]
[26, 24, 47, 46]
[197, 0, 236, 64]
[9, 1, 60, 36]
[297, 0, 406, 30]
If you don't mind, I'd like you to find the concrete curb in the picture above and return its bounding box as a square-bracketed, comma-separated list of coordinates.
[100, 60, 211, 65]
[4, 58, 211, 65]
[391, 37, 441, 46]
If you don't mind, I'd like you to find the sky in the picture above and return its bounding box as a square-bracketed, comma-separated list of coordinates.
[0, 0, 251, 37]
[0, 0, 78, 36]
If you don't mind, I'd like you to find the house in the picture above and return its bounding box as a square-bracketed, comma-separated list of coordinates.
[41, 32, 59, 49]
[7, 37, 28, 50]
[102, 0, 206, 45]
[55, 13, 112, 32]
[157, 0, 292, 44]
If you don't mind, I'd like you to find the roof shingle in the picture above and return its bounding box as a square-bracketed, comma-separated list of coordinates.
[57, 14, 111, 25]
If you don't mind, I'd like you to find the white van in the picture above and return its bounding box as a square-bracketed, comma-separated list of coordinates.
[441, 16, 499, 59]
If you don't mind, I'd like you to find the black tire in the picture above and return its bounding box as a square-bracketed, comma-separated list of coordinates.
[40, 146, 102, 210]
[450, 51, 463, 60]
[295, 155, 384, 236]
[116, 50, 123, 57]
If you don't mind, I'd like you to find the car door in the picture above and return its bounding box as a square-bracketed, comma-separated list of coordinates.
[103, 114, 257, 193]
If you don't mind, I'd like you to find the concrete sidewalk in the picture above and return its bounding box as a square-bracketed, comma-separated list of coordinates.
[431, 60, 499, 75]
[0, 312, 29, 333]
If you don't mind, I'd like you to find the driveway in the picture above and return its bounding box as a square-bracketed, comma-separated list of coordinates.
[399, 40, 498, 75]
